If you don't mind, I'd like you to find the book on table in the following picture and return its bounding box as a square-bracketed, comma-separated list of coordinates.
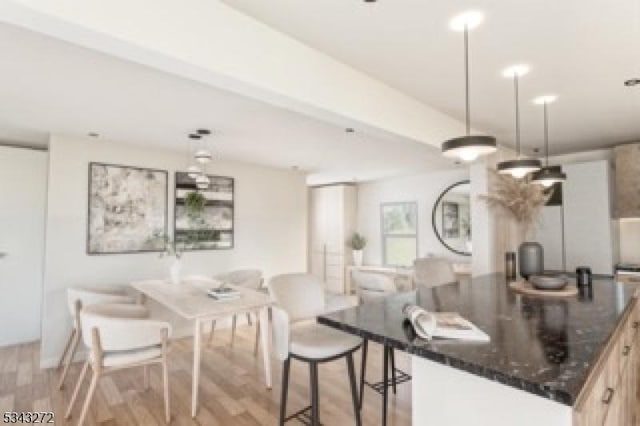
[207, 286, 241, 301]
[403, 304, 490, 342]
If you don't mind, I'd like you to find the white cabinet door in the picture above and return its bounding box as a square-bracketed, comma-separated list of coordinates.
[563, 161, 615, 275]
[0, 147, 47, 346]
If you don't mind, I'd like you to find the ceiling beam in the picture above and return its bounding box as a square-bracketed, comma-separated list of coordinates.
[0, 0, 469, 148]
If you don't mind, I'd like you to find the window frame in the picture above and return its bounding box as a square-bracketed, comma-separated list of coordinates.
[380, 201, 419, 267]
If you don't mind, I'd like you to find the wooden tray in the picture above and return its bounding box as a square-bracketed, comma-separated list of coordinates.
[509, 280, 578, 298]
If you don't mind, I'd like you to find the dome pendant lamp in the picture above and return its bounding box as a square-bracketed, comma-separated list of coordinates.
[441, 11, 497, 162]
[497, 65, 541, 178]
[531, 95, 566, 187]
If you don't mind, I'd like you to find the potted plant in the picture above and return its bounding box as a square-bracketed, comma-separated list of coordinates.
[348, 233, 367, 266]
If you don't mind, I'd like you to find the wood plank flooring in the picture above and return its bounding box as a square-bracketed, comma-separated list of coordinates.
[0, 326, 412, 425]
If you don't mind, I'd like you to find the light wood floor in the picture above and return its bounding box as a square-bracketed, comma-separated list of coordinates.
[0, 326, 412, 425]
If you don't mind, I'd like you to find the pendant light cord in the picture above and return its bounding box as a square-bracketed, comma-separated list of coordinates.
[543, 101, 549, 167]
[464, 25, 471, 136]
[514, 74, 520, 158]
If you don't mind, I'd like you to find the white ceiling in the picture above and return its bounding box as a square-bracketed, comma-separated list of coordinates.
[0, 22, 456, 184]
[223, 0, 640, 155]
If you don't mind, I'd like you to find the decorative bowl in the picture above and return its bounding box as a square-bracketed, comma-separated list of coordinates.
[528, 274, 568, 291]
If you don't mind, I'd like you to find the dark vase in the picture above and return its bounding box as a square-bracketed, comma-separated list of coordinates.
[519, 242, 544, 279]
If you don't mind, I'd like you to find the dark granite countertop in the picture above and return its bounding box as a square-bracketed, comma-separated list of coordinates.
[318, 274, 639, 406]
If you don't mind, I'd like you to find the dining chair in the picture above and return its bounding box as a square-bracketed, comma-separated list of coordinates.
[413, 257, 457, 288]
[208, 269, 263, 352]
[64, 303, 171, 425]
[269, 273, 362, 426]
[57, 286, 136, 390]
[352, 271, 410, 426]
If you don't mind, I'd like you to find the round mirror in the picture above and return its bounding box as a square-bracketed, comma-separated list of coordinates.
[432, 180, 472, 256]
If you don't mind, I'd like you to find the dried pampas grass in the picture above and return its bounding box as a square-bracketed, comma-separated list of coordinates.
[480, 169, 552, 227]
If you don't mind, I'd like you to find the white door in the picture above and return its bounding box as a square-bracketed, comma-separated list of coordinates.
[0, 146, 47, 346]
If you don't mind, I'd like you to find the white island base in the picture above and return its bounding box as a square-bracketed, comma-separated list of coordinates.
[411, 355, 572, 426]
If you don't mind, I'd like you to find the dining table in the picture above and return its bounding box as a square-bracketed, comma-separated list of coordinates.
[130, 278, 274, 417]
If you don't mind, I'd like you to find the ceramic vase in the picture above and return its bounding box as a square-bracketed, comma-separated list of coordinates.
[518, 242, 544, 279]
[170, 258, 182, 284]
[352, 250, 363, 266]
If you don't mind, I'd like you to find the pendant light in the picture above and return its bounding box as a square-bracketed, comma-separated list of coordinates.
[193, 129, 213, 164]
[531, 95, 566, 187]
[195, 174, 210, 190]
[441, 11, 497, 162]
[497, 65, 542, 179]
[186, 134, 202, 179]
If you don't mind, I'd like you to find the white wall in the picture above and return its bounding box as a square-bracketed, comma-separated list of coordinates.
[40, 135, 307, 367]
[0, 146, 47, 346]
[356, 168, 470, 266]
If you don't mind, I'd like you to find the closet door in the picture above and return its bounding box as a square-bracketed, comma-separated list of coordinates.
[563, 161, 615, 275]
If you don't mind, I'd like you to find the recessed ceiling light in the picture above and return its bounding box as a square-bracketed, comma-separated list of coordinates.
[624, 78, 640, 87]
[189, 133, 202, 139]
[88, 132, 99, 138]
[449, 11, 484, 32]
[345, 128, 355, 133]
[502, 64, 530, 78]
[196, 129, 211, 135]
[533, 94, 558, 105]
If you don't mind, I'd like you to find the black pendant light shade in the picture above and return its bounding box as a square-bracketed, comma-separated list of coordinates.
[531, 95, 566, 187]
[441, 12, 497, 162]
[442, 135, 497, 162]
[497, 67, 541, 178]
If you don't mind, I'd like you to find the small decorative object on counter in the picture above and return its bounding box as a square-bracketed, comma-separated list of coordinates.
[348, 232, 367, 266]
[518, 241, 544, 279]
[505, 252, 517, 281]
[576, 267, 593, 287]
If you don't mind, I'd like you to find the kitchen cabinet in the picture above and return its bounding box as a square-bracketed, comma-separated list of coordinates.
[309, 184, 357, 294]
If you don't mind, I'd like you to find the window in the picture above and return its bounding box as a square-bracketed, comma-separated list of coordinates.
[381, 202, 418, 267]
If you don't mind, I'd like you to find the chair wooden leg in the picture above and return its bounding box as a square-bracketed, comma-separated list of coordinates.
[208, 320, 216, 345]
[77, 370, 99, 426]
[253, 319, 260, 356]
[230, 315, 237, 347]
[246, 312, 252, 326]
[57, 328, 75, 370]
[390, 347, 397, 395]
[359, 339, 368, 409]
[163, 358, 170, 423]
[310, 361, 320, 426]
[347, 352, 362, 426]
[58, 332, 80, 390]
[64, 359, 89, 419]
[279, 358, 291, 426]
[144, 365, 150, 390]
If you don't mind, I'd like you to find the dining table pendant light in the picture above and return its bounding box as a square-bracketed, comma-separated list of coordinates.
[497, 66, 541, 179]
[186, 134, 202, 179]
[441, 11, 497, 162]
[531, 96, 566, 187]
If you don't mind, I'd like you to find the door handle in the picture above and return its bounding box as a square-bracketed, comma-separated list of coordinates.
[623, 345, 632, 356]
[602, 388, 615, 404]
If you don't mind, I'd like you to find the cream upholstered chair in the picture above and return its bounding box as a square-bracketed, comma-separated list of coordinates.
[352, 271, 407, 425]
[64, 303, 171, 425]
[269, 273, 362, 426]
[413, 257, 457, 288]
[208, 269, 263, 352]
[57, 286, 136, 389]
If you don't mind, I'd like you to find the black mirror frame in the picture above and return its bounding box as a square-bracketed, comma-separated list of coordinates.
[431, 180, 471, 257]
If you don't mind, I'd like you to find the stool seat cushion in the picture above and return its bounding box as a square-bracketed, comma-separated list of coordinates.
[290, 322, 361, 360]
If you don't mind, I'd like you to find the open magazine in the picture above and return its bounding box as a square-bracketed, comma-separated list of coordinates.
[402, 304, 490, 342]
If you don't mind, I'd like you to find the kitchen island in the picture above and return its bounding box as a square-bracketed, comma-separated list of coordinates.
[318, 274, 639, 426]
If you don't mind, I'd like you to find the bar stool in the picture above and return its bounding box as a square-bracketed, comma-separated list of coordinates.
[353, 271, 412, 426]
[269, 273, 362, 426]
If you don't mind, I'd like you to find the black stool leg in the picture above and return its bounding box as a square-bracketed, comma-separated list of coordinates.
[346, 353, 362, 426]
[310, 361, 320, 426]
[382, 345, 388, 426]
[390, 347, 397, 395]
[279, 358, 290, 426]
[359, 338, 368, 409]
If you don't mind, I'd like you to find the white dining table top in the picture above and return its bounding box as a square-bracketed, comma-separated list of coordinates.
[130, 279, 273, 320]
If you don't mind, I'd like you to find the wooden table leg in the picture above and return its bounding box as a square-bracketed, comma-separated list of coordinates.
[259, 307, 272, 389]
[191, 319, 202, 417]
